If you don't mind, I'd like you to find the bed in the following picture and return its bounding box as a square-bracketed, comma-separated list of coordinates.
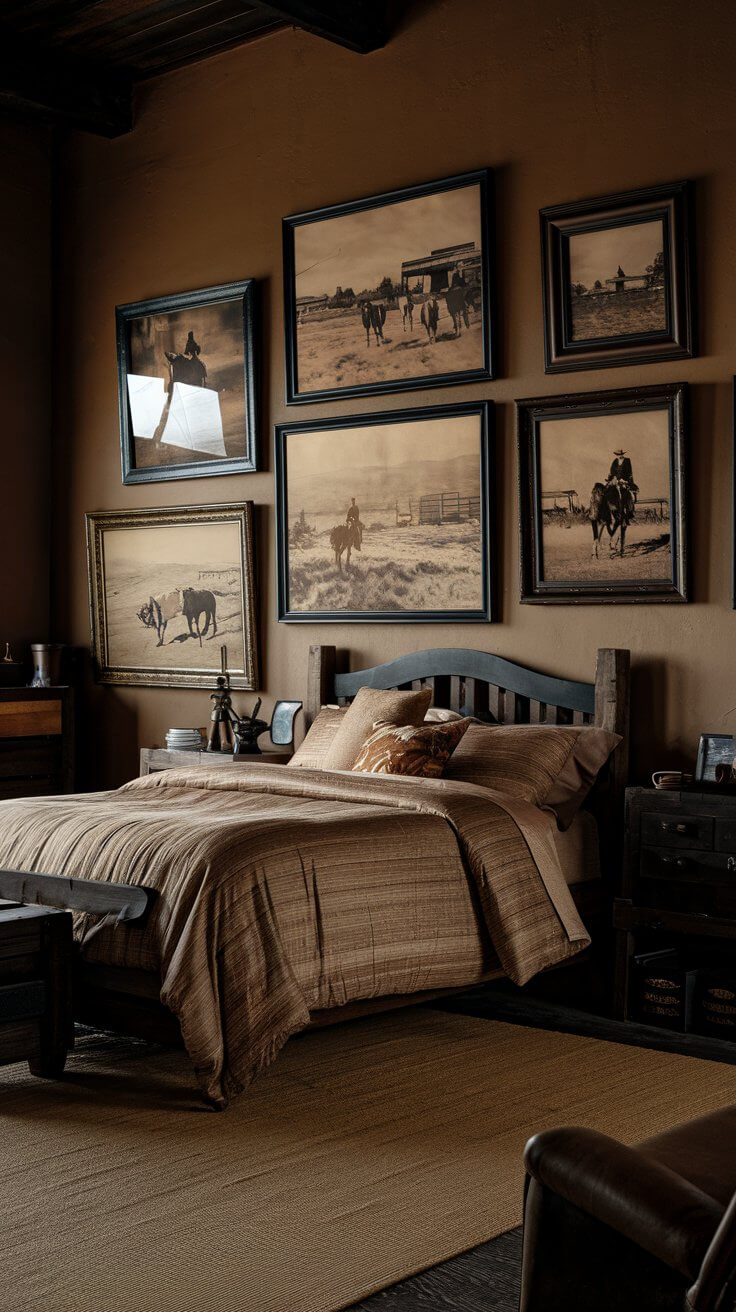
[0, 644, 629, 1106]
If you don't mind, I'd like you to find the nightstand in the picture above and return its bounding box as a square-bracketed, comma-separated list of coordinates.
[139, 747, 292, 776]
[614, 785, 736, 1054]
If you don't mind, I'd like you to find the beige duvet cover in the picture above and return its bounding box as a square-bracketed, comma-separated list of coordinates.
[0, 764, 589, 1106]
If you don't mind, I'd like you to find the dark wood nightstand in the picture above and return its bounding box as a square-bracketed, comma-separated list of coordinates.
[139, 747, 292, 776]
[615, 785, 736, 1058]
[0, 904, 74, 1078]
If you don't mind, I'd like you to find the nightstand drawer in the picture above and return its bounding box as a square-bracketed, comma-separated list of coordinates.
[641, 811, 713, 851]
[715, 820, 736, 853]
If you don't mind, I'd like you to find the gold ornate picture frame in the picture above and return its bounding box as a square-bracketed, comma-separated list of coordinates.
[86, 502, 258, 689]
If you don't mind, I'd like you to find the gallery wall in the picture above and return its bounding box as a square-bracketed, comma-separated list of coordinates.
[0, 119, 52, 653]
[52, 0, 736, 787]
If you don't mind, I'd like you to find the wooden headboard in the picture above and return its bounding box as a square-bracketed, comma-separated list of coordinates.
[306, 644, 631, 855]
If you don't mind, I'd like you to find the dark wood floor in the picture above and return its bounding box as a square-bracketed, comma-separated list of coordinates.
[348, 1228, 522, 1312]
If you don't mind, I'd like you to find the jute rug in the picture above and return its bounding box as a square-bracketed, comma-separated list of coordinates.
[2, 1010, 735, 1312]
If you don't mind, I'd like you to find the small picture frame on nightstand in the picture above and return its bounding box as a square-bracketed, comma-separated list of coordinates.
[694, 733, 735, 783]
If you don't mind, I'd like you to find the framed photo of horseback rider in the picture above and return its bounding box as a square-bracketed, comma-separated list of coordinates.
[274, 401, 494, 622]
[540, 180, 696, 373]
[85, 503, 258, 689]
[282, 169, 495, 404]
[517, 382, 688, 604]
[116, 279, 258, 484]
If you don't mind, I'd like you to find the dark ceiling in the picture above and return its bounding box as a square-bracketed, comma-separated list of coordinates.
[0, 1, 392, 137]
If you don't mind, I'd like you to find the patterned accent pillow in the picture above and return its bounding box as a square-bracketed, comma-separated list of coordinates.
[352, 718, 471, 777]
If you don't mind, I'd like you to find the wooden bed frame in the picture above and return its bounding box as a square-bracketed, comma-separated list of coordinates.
[75, 644, 630, 1044]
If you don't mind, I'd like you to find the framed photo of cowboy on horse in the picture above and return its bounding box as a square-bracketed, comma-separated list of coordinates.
[282, 169, 495, 404]
[86, 503, 258, 689]
[517, 382, 688, 604]
[274, 401, 494, 622]
[116, 279, 258, 484]
[540, 180, 695, 373]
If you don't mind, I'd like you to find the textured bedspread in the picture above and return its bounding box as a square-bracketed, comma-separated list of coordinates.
[0, 763, 589, 1105]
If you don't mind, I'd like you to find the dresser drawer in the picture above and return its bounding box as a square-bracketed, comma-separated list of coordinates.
[641, 811, 713, 851]
[715, 820, 736, 853]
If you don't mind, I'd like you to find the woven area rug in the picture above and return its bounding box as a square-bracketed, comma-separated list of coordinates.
[2, 1010, 736, 1312]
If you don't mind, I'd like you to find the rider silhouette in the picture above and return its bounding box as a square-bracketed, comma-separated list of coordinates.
[606, 449, 639, 502]
[346, 497, 360, 527]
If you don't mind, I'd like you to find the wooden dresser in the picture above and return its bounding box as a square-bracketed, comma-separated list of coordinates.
[0, 687, 75, 799]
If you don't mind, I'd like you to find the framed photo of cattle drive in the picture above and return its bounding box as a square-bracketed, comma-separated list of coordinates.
[517, 382, 688, 604]
[282, 169, 495, 403]
[540, 180, 695, 373]
[275, 400, 494, 622]
[86, 503, 258, 689]
[116, 279, 258, 484]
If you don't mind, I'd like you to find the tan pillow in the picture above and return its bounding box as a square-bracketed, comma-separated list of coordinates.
[445, 723, 620, 828]
[321, 686, 432, 770]
[352, 718, 471, 777]
[288, 706, 347, 770]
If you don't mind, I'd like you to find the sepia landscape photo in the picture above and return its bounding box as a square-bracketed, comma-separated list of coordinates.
[288, 176, 489, 398]
[100, 520, 246, 674]
[567, 217, 667, 341]
[125, 295, 248, 470]
[279, 409, 490, 618]
[537, 406, 672, 584]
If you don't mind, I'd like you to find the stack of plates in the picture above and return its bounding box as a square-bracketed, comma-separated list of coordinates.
[166, 728, 204, 752]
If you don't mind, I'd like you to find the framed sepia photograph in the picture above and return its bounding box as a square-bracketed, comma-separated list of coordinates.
[540, 181, 695, 373]
[275, 402, 494, 622]
[116, 279, 258, 484]
[282, 169, 495, 403]
[86, 503, 258, 688]
[517, 382, 688, 604]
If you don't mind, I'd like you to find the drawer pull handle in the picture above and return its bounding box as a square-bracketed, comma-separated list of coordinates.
[661, 821, 694, 835]
[660, 856, 692, 870]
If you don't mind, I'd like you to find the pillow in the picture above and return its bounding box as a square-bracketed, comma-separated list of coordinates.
[445, 723, 620, 828]
[288, 697, 460, 772]
[320, 686, 432, 771]
[352, 718, 471, 777]
[288, 706, 346, 770]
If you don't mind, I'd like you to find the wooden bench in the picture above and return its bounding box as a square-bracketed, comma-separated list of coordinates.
[0, 903, 74, 1078]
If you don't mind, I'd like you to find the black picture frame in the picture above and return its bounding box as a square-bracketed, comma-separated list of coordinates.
[282, 169, 495, 404]
[695, 734, 735, 783]
[275, 401, 494, 623]
[540, 180, 695, 373]
[517, 381, 688, 604]
[116, 279, 258, 484]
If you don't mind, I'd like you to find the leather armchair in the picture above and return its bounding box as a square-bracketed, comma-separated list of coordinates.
[520, 1106, 736, 1312]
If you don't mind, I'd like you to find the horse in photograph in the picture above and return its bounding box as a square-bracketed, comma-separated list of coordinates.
[445, 284, 471, 336]
[360, 301, 387, 346]
[590, 479, 635, 558]
[398, 296, 414, 332]
[329, 521, 363, 574]
[137, 587, 218, 646]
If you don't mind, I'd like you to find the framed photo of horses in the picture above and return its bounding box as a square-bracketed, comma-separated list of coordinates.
[540, 180, 695, 373]
[282, 169, 495, 404]
[116, 279, 258, 484]
[86, 503, 258, 689]
[517, 382, 688, 604]
[274, 401, 494, 622]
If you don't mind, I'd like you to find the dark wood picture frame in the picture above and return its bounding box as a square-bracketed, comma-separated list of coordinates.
[732, 377, 736, 610]
[517, 382, 688, 604]
[540, 180, 695, 373]
[86, 501, 259, 689]
[275, 401, 494, 623]
[116, 279, 258, 484]
[282, 169, 496, 404]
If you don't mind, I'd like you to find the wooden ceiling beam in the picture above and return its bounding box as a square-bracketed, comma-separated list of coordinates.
[259, 0, 388, 53]
[0, 23, 133, 136]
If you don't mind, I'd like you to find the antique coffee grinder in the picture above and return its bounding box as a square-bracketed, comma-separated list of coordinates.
[206, 646, 236, 753]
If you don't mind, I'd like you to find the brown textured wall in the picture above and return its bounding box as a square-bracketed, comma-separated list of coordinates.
[0, 119, 52, 654]
[53, 0, 736, 787]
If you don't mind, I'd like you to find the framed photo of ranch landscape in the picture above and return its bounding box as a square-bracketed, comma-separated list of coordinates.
[517, 382, 688, 604]
[86, 503, 258, 689]
[540, 180, 695, 373]
[275, 401, 494, 622]
[282, 169, 495, 403]
[116, 279, 258, 484]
